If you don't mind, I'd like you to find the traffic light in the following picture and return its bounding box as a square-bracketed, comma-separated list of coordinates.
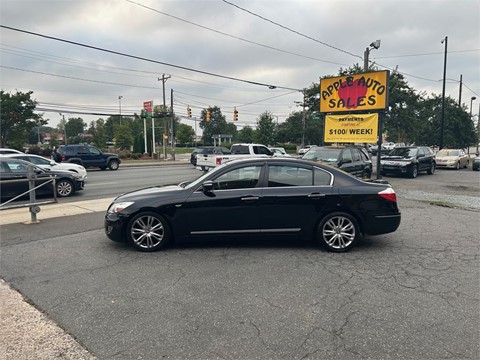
[206, 110, 211, 122]
[233, 107, 238, 121]
[187, 106, 192, 117]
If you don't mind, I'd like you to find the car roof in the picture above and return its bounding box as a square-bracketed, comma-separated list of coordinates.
[0, 148, 24, 154]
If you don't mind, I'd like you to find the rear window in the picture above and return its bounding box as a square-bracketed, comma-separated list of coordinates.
[231, 145, 249, 154]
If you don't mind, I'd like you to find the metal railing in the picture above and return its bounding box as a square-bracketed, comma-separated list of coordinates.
[0, 165, 57, 223]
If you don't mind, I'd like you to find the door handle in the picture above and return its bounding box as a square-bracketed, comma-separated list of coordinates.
[241, 196, 259, 201]
[308, 193, 326, 199]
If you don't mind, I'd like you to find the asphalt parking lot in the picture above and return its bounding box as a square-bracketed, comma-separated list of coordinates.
[1, 166, 479, 359]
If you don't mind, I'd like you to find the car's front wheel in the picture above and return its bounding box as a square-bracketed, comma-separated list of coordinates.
[427, 162, 435, 175]
[108, 159, 119, 170]
[316, 212, 359, 252]
[127, 212, 170, 252]
[409, 165, 418, 178]
[56, 179, 73, 197]
[455, 161, 460, 170]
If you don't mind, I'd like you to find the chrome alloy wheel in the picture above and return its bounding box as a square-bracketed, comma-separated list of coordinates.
[130, 215, 165, 249]
[57, 180, 73, 197]
[322, 216, 356, 250]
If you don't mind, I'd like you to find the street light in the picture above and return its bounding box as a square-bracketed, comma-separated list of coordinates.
[470, 96, 476, 116]
[118, 96, 123, 124]
[364, 39, 381, 71]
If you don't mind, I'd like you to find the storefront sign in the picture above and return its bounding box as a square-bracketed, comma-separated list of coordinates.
[324, 113, 378, 143]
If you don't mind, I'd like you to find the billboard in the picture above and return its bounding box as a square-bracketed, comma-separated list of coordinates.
[320, 70, 389, 113]
[143, 100, 153, 114]
[324, 113, 378, 143]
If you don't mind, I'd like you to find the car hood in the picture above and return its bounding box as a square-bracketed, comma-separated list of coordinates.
[114, 184, 185, 202]
[382, 155, 412, 160]
[435, 155, 458, 160]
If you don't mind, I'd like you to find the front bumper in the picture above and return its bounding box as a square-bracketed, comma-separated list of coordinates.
[380, 164, 412, 175]
[104, 212, 127, 243]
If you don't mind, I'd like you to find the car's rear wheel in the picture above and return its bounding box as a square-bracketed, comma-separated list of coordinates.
[409, 165, 418, 178]
[56, 179, 73, 197]
[316, 212, 359, 252]
[427, 162, 435, 175]
[108, 159, 119, 170]
[362, 169, 371, 179]
[127, 212, 170, 252]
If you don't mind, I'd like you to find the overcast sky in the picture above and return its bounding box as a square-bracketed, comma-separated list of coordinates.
[1, 0, 479, 133]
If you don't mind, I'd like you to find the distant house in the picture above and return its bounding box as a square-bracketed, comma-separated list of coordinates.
[42, 132, 64, 143]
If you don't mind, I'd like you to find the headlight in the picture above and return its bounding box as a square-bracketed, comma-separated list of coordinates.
[108, 201, 134, 213]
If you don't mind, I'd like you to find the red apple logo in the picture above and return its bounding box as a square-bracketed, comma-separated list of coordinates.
[337, 79, 368, 109]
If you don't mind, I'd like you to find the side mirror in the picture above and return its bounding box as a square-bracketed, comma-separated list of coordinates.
[202, 180, 214, 192]
[50, 160, 56, 166]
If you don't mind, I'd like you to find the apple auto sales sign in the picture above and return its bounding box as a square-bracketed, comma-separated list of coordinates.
[319, 70, 389, 113]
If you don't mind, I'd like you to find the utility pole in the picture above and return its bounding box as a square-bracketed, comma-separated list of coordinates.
[458, 74, 462, 106]
[301, 90, 306, 147]
[440, 36, 448, 150]
[171, 88, 175, 160]
[59, 113, 67, 145]
[158, 74, 171, 160]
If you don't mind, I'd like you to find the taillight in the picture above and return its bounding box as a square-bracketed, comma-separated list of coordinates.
[378, 187, 397, 202]
[216, 158, 222, 165]
[61, 155, 66, 161]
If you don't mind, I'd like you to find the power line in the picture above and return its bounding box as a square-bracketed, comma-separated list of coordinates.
[221, 0, 363, 61]
[375, 49, 479, 59]
[0, 25, 301, 91]
[126, 0, 350, 67]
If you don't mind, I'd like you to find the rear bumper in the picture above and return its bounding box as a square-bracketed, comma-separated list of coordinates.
[363, 213, 401, 235]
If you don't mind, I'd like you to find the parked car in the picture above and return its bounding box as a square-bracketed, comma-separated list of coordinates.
[0, 148, 24, 154]
[269, 147, 291, 157]
[367, 144, 389, 156]
[297, 145, 316, 156]
[0, 157, 84, 201]
[2, 153, 87, 180]
[190, 146, 231, 167]
[57, 144, 120, 170]
[380, 146, 436, 178]
[435, 149, 469, 169]
[383, 142, 396, 150]
[472, 154, 480, 171]
[105, 157, 401, 253]
[301, 146, 372, 179]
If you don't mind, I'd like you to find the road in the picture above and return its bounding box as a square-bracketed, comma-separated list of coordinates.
[1, 164, 479, 359]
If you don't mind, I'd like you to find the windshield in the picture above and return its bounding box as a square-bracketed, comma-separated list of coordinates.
[437, 150, 459, 156]
[388, 148, 418, 157]
[303, 148, 341, 162]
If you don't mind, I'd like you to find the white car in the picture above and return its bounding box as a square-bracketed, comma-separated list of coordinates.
[297, 145, 316, 156]
[1, 153, 88, 180]
[269, 147, 291, 157]
[0, 148, 24, 154]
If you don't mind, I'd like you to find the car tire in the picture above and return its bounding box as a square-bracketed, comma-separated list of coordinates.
[427, 162, 435, 175]
[409, 165, 418, 178]
[362, 169, 371, 179]
[316, 212, 359, 252]
[127, 212, 170, 252]
[108, 159, 119, 170]
[56, 179, 74, 197]
[455, 161, 460, 170]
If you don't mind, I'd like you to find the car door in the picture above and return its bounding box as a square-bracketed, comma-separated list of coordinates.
[0, 160, 51, 201]
[338, 148, 356, 175]
[417, 147, 428, 171]
[259, 163, 333, 234]
[178, 164, 264, 238]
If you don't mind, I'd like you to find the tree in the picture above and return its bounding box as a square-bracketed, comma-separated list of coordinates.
[89, 119, 107, 149]
[199, 106, 235, 144]
[0, 90, 46, 148]
[255, 111, 276, 145]
[236, 126, 255, 143]
[176, 123, 195, 145]
[115, 119, 134, 150]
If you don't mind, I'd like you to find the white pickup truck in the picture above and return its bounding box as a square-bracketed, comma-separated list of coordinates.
[196, 143, 273, 171]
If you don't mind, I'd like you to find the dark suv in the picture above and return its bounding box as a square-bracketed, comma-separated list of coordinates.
[57, 144, 121, 170]
[190, 146, 231, 166]
[302, 146, 372, 178]
[380, 146, 435, 178]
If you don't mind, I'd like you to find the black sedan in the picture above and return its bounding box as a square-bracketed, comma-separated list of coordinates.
[0, 157, 85, 202]
[105, 158, 401, 252]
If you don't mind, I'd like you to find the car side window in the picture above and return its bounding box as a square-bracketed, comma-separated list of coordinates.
[88, 147, 101, 155]
[342, 149, 352, 163]
[254, 146, 270, 155]
[314, 168, 333, 186]
[418, 148, 425, 156]
[351, 149, 361, 162]
[212, 165, 262, 190]
[65, 147, 75, 155]
[77, 146, 90, 155]
[268, 165, 313, 187]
